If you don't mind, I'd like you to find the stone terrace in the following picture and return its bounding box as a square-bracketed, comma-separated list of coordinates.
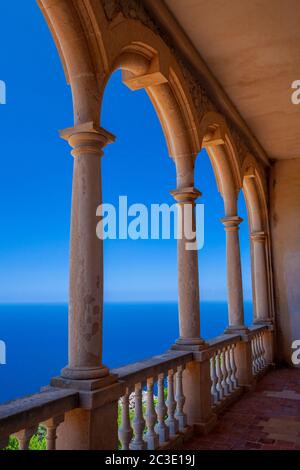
[184, 368, 300, 450]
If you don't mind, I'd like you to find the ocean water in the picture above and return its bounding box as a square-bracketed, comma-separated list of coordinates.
[0, 302, 253, 403]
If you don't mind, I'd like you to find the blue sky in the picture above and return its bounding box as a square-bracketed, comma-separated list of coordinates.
[0, 2, 252, 304]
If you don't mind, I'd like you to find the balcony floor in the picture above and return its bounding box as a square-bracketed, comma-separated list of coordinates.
[184, 367, 300, 450]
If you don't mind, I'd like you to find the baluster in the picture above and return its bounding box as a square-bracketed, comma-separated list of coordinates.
[251, 338, 258, 374]
[220, 347, 229, 396]
[155, 373, 169, 445]
[260, 332, 266, 368]
[44, 415, 64, 450]
[145, 378, 159, 450]
[215, 350, 224, 401]
[229, 344, 238, 389]
[14, 427, 37, 450]
[254, 335, 260, 372]
[175, 366, 187, 431]
[257, 334, 263, 370]
[254, 335, 262, 371]
[251, 338, 255, 374]
[119, 388, 133, 450]
[210, 352, 219, 404]
[130, 383, 146, 450]
[166, 369, 179, 436]
[225, 345, 233, 394]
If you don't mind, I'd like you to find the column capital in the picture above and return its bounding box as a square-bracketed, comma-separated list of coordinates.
[221, 216, 243, 230]
[60, 121, 115, 158]
[251, 231, 267, 243]
[170, 186, 202, 203]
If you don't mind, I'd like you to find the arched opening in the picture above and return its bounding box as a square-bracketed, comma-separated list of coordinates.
[243, 165, 270, 324]
[100, 70, 179, 368]
[243, 172, 266, 234]
[198, 116, 248, 334]
[238, 189, 254, 326]
[195, 148, 228, 338]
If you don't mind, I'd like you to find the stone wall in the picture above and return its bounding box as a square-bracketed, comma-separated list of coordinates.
[270, 158, 300, 364]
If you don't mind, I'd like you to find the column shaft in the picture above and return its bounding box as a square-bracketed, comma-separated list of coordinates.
[171, 187, 205, 349]
[222, 216, 247, 332]
[60, 124, 115, 380]
[252, 232, 270, 323]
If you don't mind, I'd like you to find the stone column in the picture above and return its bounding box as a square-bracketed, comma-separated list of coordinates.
[251, 232, 270, 323]
[170, 187, 215, 434]
[171, 187, 206, 349]
[221, 216, 247, 333]
[59, 122, 115, 381]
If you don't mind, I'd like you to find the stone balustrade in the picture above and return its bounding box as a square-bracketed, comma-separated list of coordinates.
[207, 325, 272, 412]
[248, 326, 270, 377]
[0, 388, 78, 450]
[0, 325, 274, 450]
[113, 326, 273, 450]
[112, 350, 193, 450]
[208, 334, 241, 410]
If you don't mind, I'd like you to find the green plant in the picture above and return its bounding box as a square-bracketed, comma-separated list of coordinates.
[4, 426, 47, 451]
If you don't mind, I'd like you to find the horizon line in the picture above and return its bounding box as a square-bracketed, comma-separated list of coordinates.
[0, 299, 253, 306]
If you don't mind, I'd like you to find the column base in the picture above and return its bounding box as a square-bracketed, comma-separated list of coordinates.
[46, 374, 124, 410]
[172, 337, 208, 351]
[51, 373, 117, 392]
[61, 365, 109, 381]
[224, 325, 249, 334]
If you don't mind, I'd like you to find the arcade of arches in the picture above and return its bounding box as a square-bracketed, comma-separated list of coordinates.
[0, 0, 299, 451]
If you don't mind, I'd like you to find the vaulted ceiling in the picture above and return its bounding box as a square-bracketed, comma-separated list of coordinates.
[164, 0, 300, 160]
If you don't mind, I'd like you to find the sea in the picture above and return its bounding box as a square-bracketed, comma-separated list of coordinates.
[0, 302, 253, 403]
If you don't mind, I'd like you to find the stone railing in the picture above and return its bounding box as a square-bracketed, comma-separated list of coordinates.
[113, 325, 273, 449]
[248, 325, 270, 377]
[207, 325, 273, 412]
[0, 388, 78, 450]
[0, 325, 274, 450]
[208, 334, 241, 411]
[112, 350, 193, 450]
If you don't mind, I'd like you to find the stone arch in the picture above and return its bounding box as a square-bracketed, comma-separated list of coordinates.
[39, 0, 210, 349]
[199, 111, 242, 217]
[106, 47, 199, 187]
[39, 0, 202, 189]
[242, 154, 268, 234]
[38, 0, 274, 347]
[241, 154, 273, 323]
[197, 111, 253, 331]
[38, 0, 103, 125]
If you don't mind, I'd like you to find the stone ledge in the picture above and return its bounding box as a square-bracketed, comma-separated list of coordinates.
[0, 388, 78, 437]
[112, 350, 193, 389]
